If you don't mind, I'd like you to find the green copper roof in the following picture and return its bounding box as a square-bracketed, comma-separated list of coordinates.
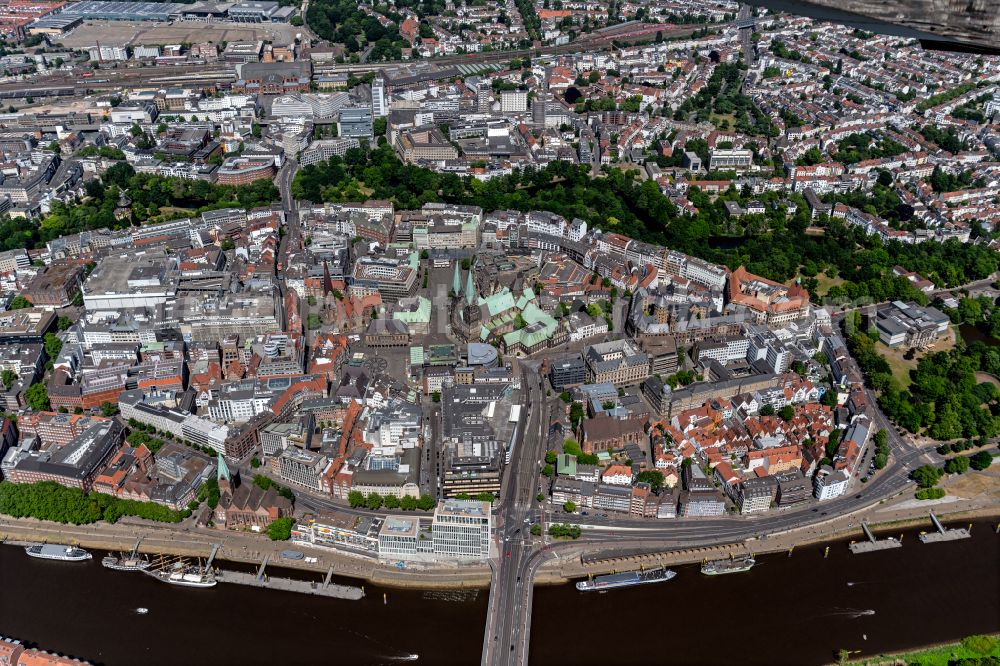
[410, 346, 425, 365]
[217, 452, 231, 483]
[465, 270, 476, 303]
[515, 287, 536, 310]
[452, 262, 462, 295]
[478, 288, 517, 317]
[557, 453, 577, 476]
[521, 301, 555, 327]
[393, 296, 432, 324]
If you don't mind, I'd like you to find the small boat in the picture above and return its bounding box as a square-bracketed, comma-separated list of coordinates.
[280, 549, 304, 560]
[701, 554, 756, 576]
[576, 567, 676, 592]
[25, 544, 92, 562]
[136, 608, 149, 615]
[103, 554, 151, 571]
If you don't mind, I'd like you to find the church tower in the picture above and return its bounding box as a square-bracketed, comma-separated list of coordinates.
[462, 270, 481, 332]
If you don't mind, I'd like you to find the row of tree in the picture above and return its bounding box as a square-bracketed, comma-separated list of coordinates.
[548, 523, 582, 539]
[346, 490, 437, 511]
[911, 449, 993, 488]
[872, 429, 889, 470]
[0, 480, 190, 525]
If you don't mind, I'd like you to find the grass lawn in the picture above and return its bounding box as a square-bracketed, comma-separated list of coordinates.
[709, 113, 736, 129]
[878, 326, 958, 388]
[850, 634, 1000, 665]
[153, 206, 193, 217]
[785, 271, 845, 296]
[815, 271, 846, 294]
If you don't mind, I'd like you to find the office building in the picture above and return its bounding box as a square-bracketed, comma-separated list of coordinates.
[277, 446, 331, 491]
[377, 515, 432, 559]
[431, 499, 491, 559]
[338, 106, 374, 139]
[549, 355, 587, 390]
[3, 421, 124, 491]
[500, 90, 528, 113]
[583, 339, 650, 387]
[708, 148, 753, 172]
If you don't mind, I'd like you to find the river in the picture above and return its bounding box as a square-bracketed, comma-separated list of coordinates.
[1, 521, 998, 666]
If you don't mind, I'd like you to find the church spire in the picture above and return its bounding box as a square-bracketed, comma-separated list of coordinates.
[465, 270, 476, 303]
[452, 261, 462, 296]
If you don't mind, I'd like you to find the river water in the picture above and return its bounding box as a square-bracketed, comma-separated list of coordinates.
[1, 521, 998, 666]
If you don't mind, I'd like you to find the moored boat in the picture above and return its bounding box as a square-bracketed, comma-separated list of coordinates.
[154, 567, 217, 588]
[701, 554, 756, 576]
[25, 544, 92, 562]
[576, 567, 676, 592]
[102, 554, 151, 571]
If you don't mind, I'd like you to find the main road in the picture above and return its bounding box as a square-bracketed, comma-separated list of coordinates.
[482, 362, 548, 666]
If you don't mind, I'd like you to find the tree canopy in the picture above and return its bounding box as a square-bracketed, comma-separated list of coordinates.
[0, 170, 278, 254]
[267, 516, 294, 540]
[0, 480, 190, 524]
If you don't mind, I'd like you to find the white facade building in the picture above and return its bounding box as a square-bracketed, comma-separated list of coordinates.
[372, 76, 388, 117]
[430, 499, 491, 559]
[813, 466, 849, 500]
[500, 90, 528, 114]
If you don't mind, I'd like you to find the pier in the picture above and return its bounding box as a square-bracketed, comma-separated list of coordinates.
[849, 521, 903, 554]
[215, 569, 365, 600]
[256, 553, 269, 580]
[919, 512, 972, 544]
[205, 544, 220, 573]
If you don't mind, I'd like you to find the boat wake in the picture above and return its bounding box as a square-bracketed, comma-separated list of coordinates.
[825, 607, 875, 619]
[328, 626, 417, 665]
